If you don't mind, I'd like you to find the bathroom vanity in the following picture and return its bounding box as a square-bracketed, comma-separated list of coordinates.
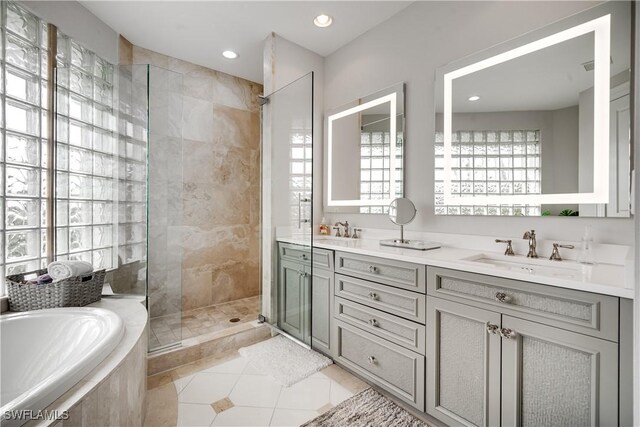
[276, 237, 633, 426]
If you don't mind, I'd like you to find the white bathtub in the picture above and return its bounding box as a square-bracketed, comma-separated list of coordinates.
[1, 307, 124, 426]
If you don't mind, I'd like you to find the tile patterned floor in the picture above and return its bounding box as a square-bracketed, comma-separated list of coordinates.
[150, 296, 260, 348]
[146, 351, 369, 427]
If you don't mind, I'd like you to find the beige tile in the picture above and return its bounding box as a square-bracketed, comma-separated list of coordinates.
[211, 397, 234, 414]
[119, 35, 133, 65]
[317, 403, 334, 414]
[319, 364, 369, 394]
[211, 106, 260, 150]
[132, 46, 169, 68]
[143, 382, 178, 427]
[147, 370, 174, 390]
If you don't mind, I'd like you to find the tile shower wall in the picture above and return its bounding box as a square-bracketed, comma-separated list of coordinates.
[129, 46, 262, 313]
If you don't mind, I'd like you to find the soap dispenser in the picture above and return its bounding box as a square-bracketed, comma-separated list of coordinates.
[319, 217, 329, 235]
[577, 226, 595, 265]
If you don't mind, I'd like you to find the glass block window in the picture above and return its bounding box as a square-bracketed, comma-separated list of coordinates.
[289, 130, 312, 230]
[359, 131, 403, 214]
[434, 130, 541, 216]
[54, 31, 117, 270]
[0, 1, 50, 287]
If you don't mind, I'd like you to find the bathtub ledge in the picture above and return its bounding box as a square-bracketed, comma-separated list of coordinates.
[24, 295, 148, 427]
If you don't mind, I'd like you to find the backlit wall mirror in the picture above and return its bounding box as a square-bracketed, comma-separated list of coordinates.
[325, 83, 405, 214]
[434, 2, 632, 217]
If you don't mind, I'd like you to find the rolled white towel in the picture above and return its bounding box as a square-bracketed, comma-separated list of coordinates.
[47, 261, 93, 280]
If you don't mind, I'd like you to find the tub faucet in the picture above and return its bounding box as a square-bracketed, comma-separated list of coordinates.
[523, 229, 538, 258]
[335, 221, 350, 238]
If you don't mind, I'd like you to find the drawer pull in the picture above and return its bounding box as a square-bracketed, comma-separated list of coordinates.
[486, 323, 499, 335]
[368, 265, 378, 273]
[301, 254, 308, 260]
[368, 292, 379, 301]
[368, 356, 377, 365]
[499, 328, 517, 339]
[495, 292, 510, 303]
[369, 319, 379, 327]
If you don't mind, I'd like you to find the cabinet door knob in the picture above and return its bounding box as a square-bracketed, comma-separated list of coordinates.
[368, 356, 376, 364]
[495, 292, 510, 303]
[499, 328, 517, 339]
[301, 254, 308, 260]
[486, 323, 499, 335]
[368, 265, 378, 273]
[369, 319, 379, 327]
[368, 292, 379, 301]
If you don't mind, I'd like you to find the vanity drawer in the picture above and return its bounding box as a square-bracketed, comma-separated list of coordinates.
[334, 320, 425, 411]
[335, 274, 425, 324]
[335, 251, 425, 293]
[335, 297, 425, 354]
[280, 243, 311, 264]
[427, 267, 619, 341]
[312, 248, 333, 270]
[279, 243, 334, 270]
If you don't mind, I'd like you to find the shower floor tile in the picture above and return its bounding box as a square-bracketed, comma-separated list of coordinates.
[150, 296, 260, 348]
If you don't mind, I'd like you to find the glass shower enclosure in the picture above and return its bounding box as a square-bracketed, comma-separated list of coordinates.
[260, 73, 314, 346]
[55, 63, 184, 353]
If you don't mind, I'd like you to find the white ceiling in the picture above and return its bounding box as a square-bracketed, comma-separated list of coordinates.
[81, 1, 412, 83]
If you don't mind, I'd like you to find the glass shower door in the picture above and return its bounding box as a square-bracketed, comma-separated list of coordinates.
[260, 73, 313, 346]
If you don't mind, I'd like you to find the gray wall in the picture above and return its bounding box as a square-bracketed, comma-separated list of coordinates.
[323, 0, 634, 244]
[21, 1, 118, 64]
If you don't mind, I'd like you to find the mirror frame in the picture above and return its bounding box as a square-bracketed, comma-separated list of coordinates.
[325, 83, 405, 209]
[435, 5, 620, 207]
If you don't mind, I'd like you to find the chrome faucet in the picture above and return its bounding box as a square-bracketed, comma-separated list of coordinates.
[335, 221, 350, 238]
[495, 239, 515, 256]
[549, 243, 575, 261]
[523, 230, 538, 258]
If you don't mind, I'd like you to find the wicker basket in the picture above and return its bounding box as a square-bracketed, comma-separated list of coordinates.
[6, 268, 106, 312]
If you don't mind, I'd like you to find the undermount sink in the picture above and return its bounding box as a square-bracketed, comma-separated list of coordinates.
[462, 253, 587, 280]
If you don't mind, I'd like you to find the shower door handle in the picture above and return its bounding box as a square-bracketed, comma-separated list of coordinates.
[298, 193, 311, 229]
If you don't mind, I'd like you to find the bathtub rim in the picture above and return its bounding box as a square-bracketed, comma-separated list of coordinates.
[1, 307, 125, 423]
[6, 296, 147, 427]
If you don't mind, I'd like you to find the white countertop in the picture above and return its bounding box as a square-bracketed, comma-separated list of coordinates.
[277, 235, 634, 299]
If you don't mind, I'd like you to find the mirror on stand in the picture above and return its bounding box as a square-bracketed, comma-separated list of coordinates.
[380, 198, 441, 251]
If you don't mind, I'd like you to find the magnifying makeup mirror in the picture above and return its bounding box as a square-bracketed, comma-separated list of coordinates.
[380, 198, 441, 251]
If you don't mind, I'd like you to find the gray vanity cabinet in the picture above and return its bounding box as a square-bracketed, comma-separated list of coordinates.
[311, 263, 334, 356]
[500, 315, 618, 427]
[278, 243, 334, 353]
[426, 297, 502, 427]
[278, 259, 310, 342]
[427, 267, 623, 427]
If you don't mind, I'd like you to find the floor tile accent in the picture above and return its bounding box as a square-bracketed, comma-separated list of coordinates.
[211, 397, 234, 414]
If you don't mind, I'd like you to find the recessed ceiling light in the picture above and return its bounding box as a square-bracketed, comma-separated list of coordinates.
[468, 95, 480, 101]
[314, 14, 333, 28]
[222, 50, 238, 59]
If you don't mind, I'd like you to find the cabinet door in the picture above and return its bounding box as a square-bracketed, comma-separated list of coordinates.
[311, 267, 333, 356]
[427, 297, 501, 427]
[501, 316, 618, 427]
[278, 260, 306, 342]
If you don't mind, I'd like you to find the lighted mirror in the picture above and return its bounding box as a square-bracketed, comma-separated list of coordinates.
[434, 2, 632, 217]
[325, 83, 405, 214]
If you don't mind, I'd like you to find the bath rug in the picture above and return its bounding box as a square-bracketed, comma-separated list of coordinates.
[238, 335, 332, 387]
[302, 388, 429, 427]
